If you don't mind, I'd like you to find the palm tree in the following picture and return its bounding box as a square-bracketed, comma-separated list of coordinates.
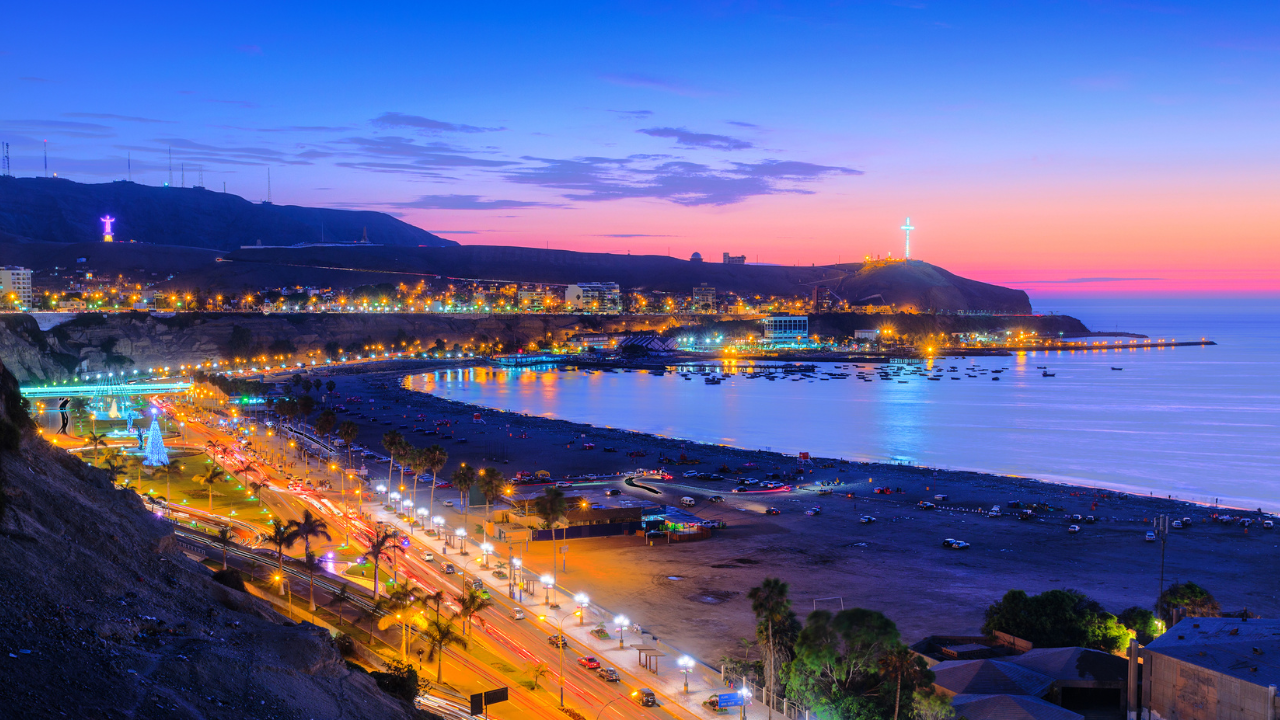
[383, 583, 425, 660]
[880, 645, 930, 720]
[266, 519, 296, 595]
[216, 526, 236, 569]
[477, 468, 506, 542]
[423, 588, 446, 619]
[315, 409, 337, 438]
[102, 458, 128, 487]
[533, 486, 568, 584]
[421, 444, 448, 517]
[361, 597, 391, 644]
[382, 430, 404, 486]
[291, 510, 332, 611]
[748, 578, 794, 720]
[363, 527, 398, 599]
[153, 462, 183, 518]
[337, 421, 359, 466]
[452, 587, 494, 636]
[326, 583, 355, 625]
[194, 466, 227, 512]
[526, 660, 551, 691]
[248, 481, 267, 500]
[423, 617, 468, 684]
[83, 431, 107, 460]
[452, 464, 478, 540]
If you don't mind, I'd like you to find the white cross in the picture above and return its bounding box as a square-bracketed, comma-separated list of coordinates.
[101, 215, 115, 234]
[900, 217, 914, 259]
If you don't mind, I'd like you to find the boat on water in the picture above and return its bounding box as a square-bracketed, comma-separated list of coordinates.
[704, 377, 722, 385]
[1042, 371, 1056, 377]
[1111, 367, 1124, 371]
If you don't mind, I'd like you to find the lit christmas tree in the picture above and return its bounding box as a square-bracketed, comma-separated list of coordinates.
[141, 414, 169, 466]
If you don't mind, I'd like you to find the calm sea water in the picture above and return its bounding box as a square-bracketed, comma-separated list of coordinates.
[408, 298, 1280, 512]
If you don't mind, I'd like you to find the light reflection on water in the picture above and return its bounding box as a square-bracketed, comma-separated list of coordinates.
[406, 300, 1280, 512]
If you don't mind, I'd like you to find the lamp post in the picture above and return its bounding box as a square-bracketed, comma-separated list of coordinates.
[574, 592, 589, 625]
[678, 655, 694, 693]
[480, 542, 494, 568]
[541, 574, 555, 606]
[455, 527, 468, 554]
[415, 507, 428, 533]
[432, 515, 445, 540]
[511, 557, 522, 600]
[538, 612, 571, 708]
[614, 614, 629, 650]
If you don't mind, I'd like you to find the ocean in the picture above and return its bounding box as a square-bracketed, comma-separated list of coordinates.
[408, 297, 1280, 512]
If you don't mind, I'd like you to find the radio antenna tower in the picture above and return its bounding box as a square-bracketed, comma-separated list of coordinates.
[127, 152, 131, 181]
[267, 167, 272, 203]
[181, 163, 185, 188]
[168, 146, 173, 186]
[43, 139, 48, 177]
[2, 142, 9, 176]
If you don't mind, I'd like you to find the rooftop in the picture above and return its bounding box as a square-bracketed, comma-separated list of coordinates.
[1007, 647, 1128, 687]
[1145, 617, 1280, 688]
[951, 694, 1085, 720]
[932, 659, 1055, 698]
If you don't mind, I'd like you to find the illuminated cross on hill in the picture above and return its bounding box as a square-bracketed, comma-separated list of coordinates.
[900, 217, 914, 259]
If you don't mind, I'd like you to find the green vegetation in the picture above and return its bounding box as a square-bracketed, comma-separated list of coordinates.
[368, 660, 420, 704]
[1157, 582, 1220, 626]
[1117, 607, 1163, 644]
[982, 589, 1129, 653]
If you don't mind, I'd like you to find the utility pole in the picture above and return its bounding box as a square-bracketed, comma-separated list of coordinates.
[1155, 515, 1169, 611]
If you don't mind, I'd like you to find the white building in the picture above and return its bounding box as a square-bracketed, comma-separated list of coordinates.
[565, 282, 621, 312]
[0, 266, 34, 308]
[761, 315, 809, 341]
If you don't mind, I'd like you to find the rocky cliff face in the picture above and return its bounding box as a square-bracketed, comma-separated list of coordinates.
[0, 359, 423, 719]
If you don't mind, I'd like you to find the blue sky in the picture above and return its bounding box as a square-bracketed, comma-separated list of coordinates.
[3, 1, 1278, 292]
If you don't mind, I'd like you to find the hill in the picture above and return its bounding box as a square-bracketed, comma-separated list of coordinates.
[0, 176, 455, 250]
[0, 360, 430, 719]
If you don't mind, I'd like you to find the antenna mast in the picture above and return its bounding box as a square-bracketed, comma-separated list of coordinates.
[43, 140, 48, 177]
[127, 152, 131, 181]
[2, 142, 9, 176]
[168, 146, 173, 186]
[267, 167, 272, 203]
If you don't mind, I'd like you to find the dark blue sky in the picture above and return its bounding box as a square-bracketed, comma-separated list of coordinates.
[3, 1, 1277, 292]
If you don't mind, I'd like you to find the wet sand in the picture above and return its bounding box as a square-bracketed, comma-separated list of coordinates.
[305, 360, 1280, 663]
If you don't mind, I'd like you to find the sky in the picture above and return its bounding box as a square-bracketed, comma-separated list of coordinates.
[2, 1, 1278, 296]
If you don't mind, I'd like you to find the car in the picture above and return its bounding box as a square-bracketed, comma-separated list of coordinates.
[765, 507, 781, 515]
[548, 635, 569, 648]
[597, 667, 620, 682]
[949, 540, 971, 549]
[443, 500, 455, 507]
[708, 495, 724, 502]
[731, 487, 747, 493]
[934, 494, 949, 501]
[441, 563, 456, 574]
[422, 551, 434, 562]
[817, 488, 833, 496]
[578, 656, 601, 669]
[1071, 514, 1083, 522]
[555, 481, 573, 488]
[804, 507, 821, 516]
[1145, 531, 1157, 542]
[1171, 520, 1183, 529]
[859, 516, 876, 524]
[633, 688, 656, 707]
[605, 488, 621, 496]
[1067, 524, 1080, 534]
[511, 609, 525, 621]
[917, 501, 936, 510]
[1084, 516, 1096, 524]
[683, 470, 699, 478]
[943, 538, 957, 547]
[1265, 520, 1275, 529]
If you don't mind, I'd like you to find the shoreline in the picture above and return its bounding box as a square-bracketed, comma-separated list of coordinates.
[344, 360, 1272, 520]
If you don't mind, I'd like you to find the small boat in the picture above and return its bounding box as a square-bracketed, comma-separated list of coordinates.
[992, 377, 1001, 381]
[1042, 371, 1055, 377]
[1111, 367, 1123, 371]
[897, 380, 908, 384]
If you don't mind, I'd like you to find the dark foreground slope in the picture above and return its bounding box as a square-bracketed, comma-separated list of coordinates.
[0, 362, 425, 720]
[0, 176, 455, 250]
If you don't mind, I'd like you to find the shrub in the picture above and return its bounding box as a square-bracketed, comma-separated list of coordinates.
[334, 633, 356, 658]
[370, 660, 419, 704]
[211, 568, 246, 592]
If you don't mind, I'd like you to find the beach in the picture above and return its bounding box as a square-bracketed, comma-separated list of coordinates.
[306, 358, 1280, 665]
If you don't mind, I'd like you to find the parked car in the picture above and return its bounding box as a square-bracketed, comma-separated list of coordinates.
[917, 501, 936, 510]
[578, 656, 601, 669]
[1171, 520, 1183, 529]
[859, 516, 876, 524]
[597, 667, 620, 682]
[683, 470, 699, 478]
[443, 500, 455, 507]
[804, 507, 822, 516]
[1067, 525, 1080, 534]
[1084, 516, 1096, 524]
[1264, 520, 1275, 529]
[934, 494, 949, 501]
[708, 495, 724, 503]
[765, 507, 781, 515]
[1145, 531, 1157, 542]
[548, 635, 569, 648]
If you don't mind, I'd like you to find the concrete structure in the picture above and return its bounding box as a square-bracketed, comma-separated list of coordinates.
[854, 329, 880, 340]
[761, 315, 808, 341]
[1140, 618, 1280, 720]
[0, 266, 34, 307]
[722, 252, 745, 264]
[692, 284, 715, 310]
[565, 282, 621, 312]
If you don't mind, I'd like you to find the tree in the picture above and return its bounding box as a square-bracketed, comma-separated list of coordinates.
[526, 660, 551, 691]
[266, 519, 296, 594]
[369, 660, 419, 704]
[338, 421, 359, 466]
[983, 589, 1129, 653]
[216, 526, 236, 569]
[879, 645, 931, 720]
[194, 466, 228, 512]
[749, 578, 801, 719]
[477, 468, 506, 541]
[786, 607, 905, 718]
[421, 445, 448, 515]
[1117, 606, 1162, 644]
[82, 431, 107, 460]
[296, 394, 316, 421]
[325, 380, 336, 395]
[153, 462, 183, 517]
[364, 527, 398, 599]
[1157, 582, 1220, 626]
[382, 430, 405, 486]
[913, 690, 956, 720]
[381, 583, 426, 660]
[102, 458, 128, 487]
[452, 464, 478, 537]
[315, 409, 337, 438]
[226, 325, 254, 360]
[291, 509, 332, 611]
[326, 583, 355, 625]
[452, 587, 494, 636]
[423, 617, 468, 684]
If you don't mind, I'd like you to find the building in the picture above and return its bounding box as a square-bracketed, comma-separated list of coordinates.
[565, 282, 621, 312]
[690, 252, 703, 262]
[762, 315, 808, 341]
[615, 335, 678, 353]
[723, 252, 746, 264]
[692, 284, 716, 311]
[0, 266, 34, 307]
[1139, 618, 1280, 720]
[854, 329, 880, 341]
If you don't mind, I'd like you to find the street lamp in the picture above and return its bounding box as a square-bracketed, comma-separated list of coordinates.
[455, 527, 468, 554]
[678, 655, 694, 693]
[541, 574, 555, 606]
[415, 507, 427, 532]
[538, 612, 572, 708]
[480, 541, 493, 568]
[574, 592, 589, 625]
[614, 614, 629, 650]
[432, 515, 445, 539]
[511, 557, 522, 600]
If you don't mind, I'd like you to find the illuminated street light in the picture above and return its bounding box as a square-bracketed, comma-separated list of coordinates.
[678, 655, 695, 693]
[540, 574, 555, 606]
[573, 592, 589, 625]
[614, 614, 629, 649]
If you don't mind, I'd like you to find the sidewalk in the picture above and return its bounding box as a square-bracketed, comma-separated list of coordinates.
[358, 495, 780, 720]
